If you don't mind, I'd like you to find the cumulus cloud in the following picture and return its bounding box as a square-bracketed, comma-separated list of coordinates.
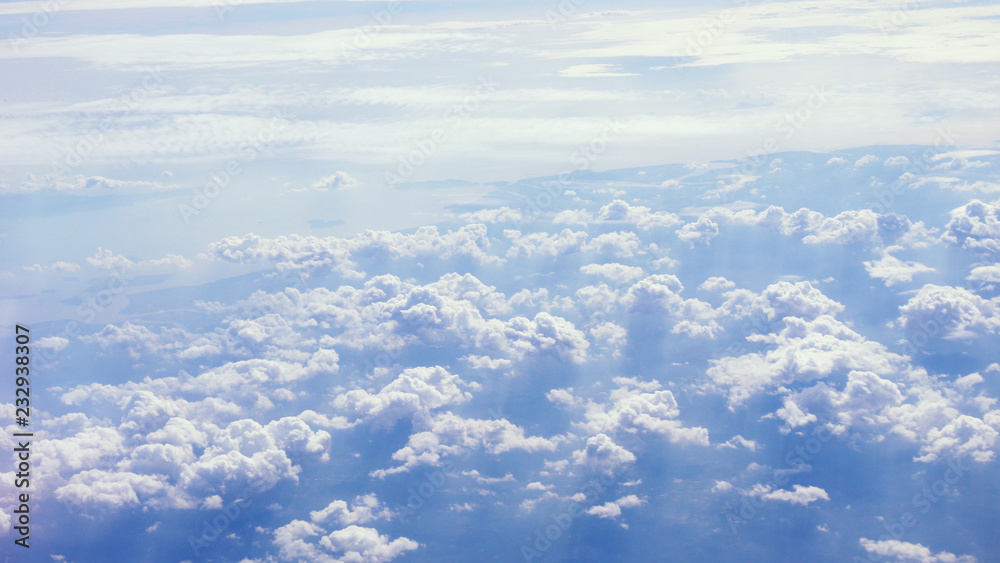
[676, 216, 719, 247]
[864, 247, 936, 286]
[333, 366, 477, 428]
[584, 494, 646, 519]
[571, 433, 637, 474]
[753, 484, 829, 506]
[698, 276, 736, 291]
[708, 315, 906, 406]
[504, 228, 588, 258]
[897, 285, 1000, 340]
[373, 412, 558, 477]
[309, 171, 358, 191]
[310, 495, 393, 526]
[858, 538, 977, 563]
[558, 377, 710, 445]
[596, 200, 681, 229]
[579, 263, 645, 283]
[942, 199, 1000, 257]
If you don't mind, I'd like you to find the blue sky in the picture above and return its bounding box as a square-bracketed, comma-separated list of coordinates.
[1, 1, 1000, 562]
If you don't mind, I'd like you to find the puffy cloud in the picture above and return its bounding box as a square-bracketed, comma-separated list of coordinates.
[698, 276, 736, 291]
[310, 171, 358, 191]
[178, 419, 302, 495]
[54, 470, 173, 508]
[855, 154, 879, 167]
[897, 285, 1000, 340]
[567, 377, 710, 445]
[319, 525, 419, 563]
[273, 520, 327, 562]
[504, 228, 587, 258]
[708, 315, 906, 406]
[754, 484, 829, 506]
[596, 200, 681, 230]
[582, 231, 641, 258]
[87, 248, 134, 270]
[23, 261, 81, 273]
[858, 538, 977, 563]
[426, 272, 510, 316]
[588, 322, 627, 358]
[798, 209, 880, 245]
[711, 481, 733, 493]
[210, 224, 499, 276]
[460, 206, 524, 224]
[373, 412, 557, 477]
[552, 209, 593, 225]
[677, 206, 928, 249]
[913, 414, 999, 463]
[942, 199, 1000, 257]
[579, 263, 645, 283]
[675, 216, 719, 247]
[864, 247, 936, 286]
[775, 370, 905, 432]
[744, 281, 845, 321]
[967, 264, 1000, 284]
[584, 494, 646, 519]
[333, 366, 477, 428]
[310, 495, 393, 526]
[624, 274, 719, 337]
[571, 433, 636, 473]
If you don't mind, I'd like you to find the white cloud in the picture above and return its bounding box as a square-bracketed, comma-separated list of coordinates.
[897, 285, 1000, 340]
[579, 263, 645, 283]
[708, 314, 906, 406]
[698, 276, 736, 291]
[859, 538, 977, 563]
[319, 525, 419, 563]
[942, 199, 1000, 257]
[373, 412, 557, 477]
[571, 433, 637, 474]
[333, 366, 477, 428]
[309, 171, 358, 191]
[505, 229, 588, 258]
[676, 217, 719, 247]
[569, 377, 710, 445]
[584, 494, 646, 519]
[310, 495, 393, 526]
[596, 200, 681, 230]
[755, 484, 829, 506]
[864, 247, 936, 287]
